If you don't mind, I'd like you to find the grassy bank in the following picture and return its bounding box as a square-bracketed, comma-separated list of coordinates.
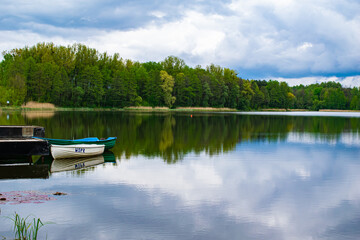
[0, 104, 238, 112]
[259, 108, 310, 112]
[124, 106, 238, 112]
[2, 105, 360, 113]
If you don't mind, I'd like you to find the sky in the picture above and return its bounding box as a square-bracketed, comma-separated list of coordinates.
[0, 0, 360, 86]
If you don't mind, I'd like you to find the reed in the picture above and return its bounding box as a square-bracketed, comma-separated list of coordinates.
[8, 212, 48, 240]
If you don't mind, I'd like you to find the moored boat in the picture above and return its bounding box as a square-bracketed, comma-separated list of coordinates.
[51, 144, 105, 159]
[34, 137, 116, 150]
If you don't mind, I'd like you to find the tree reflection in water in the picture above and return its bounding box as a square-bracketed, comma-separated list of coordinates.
[1, 110, 360, 163]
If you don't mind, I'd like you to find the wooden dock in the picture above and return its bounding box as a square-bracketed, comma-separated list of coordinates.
[0, 126, 49, 156]
[0, 125, 45, 138]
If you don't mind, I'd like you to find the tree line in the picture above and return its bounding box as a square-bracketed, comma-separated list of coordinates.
[0, 42, 359, 110]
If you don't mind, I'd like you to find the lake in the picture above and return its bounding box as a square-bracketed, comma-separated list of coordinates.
[1, 111, 360, 240]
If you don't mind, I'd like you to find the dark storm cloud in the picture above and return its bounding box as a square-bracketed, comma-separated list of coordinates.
[0, 0, 231, 31]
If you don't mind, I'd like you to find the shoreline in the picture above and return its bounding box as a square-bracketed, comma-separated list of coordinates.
[1, 106, 360, 113]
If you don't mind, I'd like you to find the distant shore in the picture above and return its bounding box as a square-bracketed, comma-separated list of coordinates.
[1, 102, 360, 113]
[0, 106, 238, 112]
[2, 107, 360, 113]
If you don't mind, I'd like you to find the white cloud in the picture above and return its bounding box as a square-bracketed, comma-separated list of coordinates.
[274, 75, 360, 87]
[0, 0, 359, 79]
[0, 29, 75, 54]
[85, 11, 226, 64]
[150, 11, 166, 19]
[297, 42, 313, 52]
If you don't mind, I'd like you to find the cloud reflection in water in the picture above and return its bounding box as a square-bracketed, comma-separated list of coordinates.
[79, 139, 360, 239]
[1, 131, 360, 239]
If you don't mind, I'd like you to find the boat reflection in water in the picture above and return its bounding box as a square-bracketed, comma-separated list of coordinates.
[50, 151, 115, 173]
[0, 157, 50, 179]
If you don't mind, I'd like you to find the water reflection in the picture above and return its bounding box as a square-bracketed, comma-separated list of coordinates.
[2, 111, 360, 162]
[0, 164, 49, 179]
[287, 132, 360, 146]
[0, 151, 116, 180]
[50, 151, 115, 173]
[51, 155, 105, 173]
[21, 110, 55, 119]
[2, 142, 356, 239]
[85, 142, 360, 239]
[1, 112, 360, 239]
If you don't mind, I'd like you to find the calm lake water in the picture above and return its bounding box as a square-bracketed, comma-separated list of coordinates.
[1, 111, 360, 240]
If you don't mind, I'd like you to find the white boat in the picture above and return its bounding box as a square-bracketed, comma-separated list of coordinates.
[51, 155, 105, 173]
[51, 144, 105, 159]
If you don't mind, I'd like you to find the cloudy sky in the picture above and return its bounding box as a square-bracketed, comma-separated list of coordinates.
[1, 0, 360, 85]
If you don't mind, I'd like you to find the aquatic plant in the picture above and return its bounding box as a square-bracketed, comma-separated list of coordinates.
[0, 191, 57, 205]
[8, 212, 49, 240]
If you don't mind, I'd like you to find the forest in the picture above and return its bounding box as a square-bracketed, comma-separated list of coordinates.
[1, 42, 359, 110]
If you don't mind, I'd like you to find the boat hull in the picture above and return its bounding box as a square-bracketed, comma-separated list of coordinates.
[34, 137, 116, 150]
[51, 144, 105, 159]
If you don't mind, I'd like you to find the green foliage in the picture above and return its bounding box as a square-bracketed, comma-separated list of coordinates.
[0, 43, 356, 110]
[160, 70, 176, 108]
[78, 65, 104, 107]
[350, 87, 360, 110]
[238, 79, 254, 110]
[251, 81, 265, 109]
[322, 88, 346, 109]
[161, 56, 185, 76]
